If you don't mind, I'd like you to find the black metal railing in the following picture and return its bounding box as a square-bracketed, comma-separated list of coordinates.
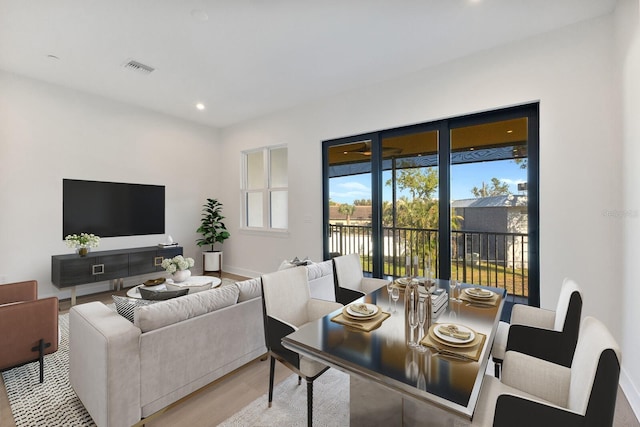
[329, 224, 529, 298]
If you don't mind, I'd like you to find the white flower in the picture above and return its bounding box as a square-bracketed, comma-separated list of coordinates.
[65, 233, 100, 248]
[161, 255, 195, 273]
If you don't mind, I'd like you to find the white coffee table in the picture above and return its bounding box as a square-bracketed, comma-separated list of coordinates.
[127, 275, 222, 299]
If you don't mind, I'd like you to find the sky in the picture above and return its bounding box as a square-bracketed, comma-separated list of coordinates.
[329, 159, 527, 204]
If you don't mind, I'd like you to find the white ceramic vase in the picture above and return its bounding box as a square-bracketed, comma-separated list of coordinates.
[172, 269, 191, 283]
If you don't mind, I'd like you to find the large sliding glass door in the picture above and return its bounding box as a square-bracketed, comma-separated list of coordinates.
[380, 127, 441, 279]
[323, 104, 539, 307]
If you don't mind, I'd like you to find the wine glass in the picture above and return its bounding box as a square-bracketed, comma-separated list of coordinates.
[416, 298, 428, 352]
[450, 279, 460, 303]
[408, 305, 418, 348]
[391, 287, 400, 313]
[386, 281, 394, 311]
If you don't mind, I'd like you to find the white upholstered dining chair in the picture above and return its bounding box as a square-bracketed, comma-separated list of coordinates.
[332, 253, 390, 304]
[260, 267, 343, 427]
[491, 277, 582, 377]
[473, 316, 620, 426]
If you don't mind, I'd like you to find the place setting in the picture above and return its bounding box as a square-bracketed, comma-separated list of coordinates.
[458, 286, 500, 308]
[420, 322, 486, 362]
[331, 302, 391, 332]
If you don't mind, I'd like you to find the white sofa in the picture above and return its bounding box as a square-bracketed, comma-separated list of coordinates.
[305, 260, 337, 301]
[69, 280, 266, 427]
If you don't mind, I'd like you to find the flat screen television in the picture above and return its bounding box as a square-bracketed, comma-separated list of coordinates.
[63, 179, 165, 238]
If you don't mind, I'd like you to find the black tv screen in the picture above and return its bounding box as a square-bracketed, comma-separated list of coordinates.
[63, 179, 165, 238]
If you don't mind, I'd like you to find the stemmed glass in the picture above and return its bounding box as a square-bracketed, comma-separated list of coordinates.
[416, 298, 428, 352]
[386, 281, 394, 311]
[408, 305, 419, 348]
[450, 279, 460, 303]
[391, 287, 400, 313]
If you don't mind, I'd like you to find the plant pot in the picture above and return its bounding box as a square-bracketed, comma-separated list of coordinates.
[203, 251, 222, 273]
[172, 269, 191, 283]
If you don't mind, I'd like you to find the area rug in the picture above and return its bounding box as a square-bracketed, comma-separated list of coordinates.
[219, 369, 350, 427]
[1, 312, 96, 427]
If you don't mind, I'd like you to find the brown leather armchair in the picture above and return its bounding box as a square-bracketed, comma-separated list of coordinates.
[0, 280, 59, 382]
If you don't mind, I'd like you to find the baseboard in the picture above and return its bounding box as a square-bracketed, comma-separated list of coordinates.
[620, 366, 640, 422]
[224, 265, 262, 279]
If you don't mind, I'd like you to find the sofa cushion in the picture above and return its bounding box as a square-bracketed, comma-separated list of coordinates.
[235, 278, 262, 302]
[306, 260, 332, 281]
[112, 295, 157, 322]
[134, 285, 240, 332]
[139, 287, 189, 301]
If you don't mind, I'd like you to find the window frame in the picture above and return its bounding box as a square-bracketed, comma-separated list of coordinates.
[241, 145, 288, 233]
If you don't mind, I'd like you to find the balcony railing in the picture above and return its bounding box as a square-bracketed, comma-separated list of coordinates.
[329, 224, 529, 298]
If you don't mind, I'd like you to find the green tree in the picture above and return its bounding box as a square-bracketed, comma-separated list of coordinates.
[471, 178, 511, 198]
[338, 203, 356, 225]
[383, 165, 463, 265]
[353, 199, 372, 206]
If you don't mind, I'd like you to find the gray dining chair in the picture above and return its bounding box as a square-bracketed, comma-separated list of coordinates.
[261, 267, 343, 427]
[473, 316, 621, 426]
[491, 277, 582, 377]
[332, 253, 390, 304]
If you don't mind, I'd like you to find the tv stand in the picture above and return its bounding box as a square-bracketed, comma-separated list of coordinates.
[51, 246, 183, 305]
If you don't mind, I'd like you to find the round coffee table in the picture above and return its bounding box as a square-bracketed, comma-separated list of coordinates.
[127, 276, 222, 299]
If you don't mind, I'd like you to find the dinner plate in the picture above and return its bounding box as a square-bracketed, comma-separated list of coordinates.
[464, 287, 494, 300]
[395, 277, 411, 287]
[432, 323, 475, 345]
[345, 303, 379, 319]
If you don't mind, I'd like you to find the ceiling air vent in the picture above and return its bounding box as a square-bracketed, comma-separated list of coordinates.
[122, 59, 155, 75]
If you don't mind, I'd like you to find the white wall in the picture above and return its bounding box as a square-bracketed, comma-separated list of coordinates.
[0, 70, 220, 299]
[618, 0, 640, 418]
[220, 10, 635, 404]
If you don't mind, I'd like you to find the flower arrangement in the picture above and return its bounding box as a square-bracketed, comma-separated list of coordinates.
[65, 233, 101, 249]
[161, 255, 195, 274]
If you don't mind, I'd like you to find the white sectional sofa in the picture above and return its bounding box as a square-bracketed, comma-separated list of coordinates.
[69, 279, 266, 427]
[68, 262, 341, 427]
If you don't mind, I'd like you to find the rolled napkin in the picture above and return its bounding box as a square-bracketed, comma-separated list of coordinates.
[438, 324, 471, 340]
[350, 303, 374, 315]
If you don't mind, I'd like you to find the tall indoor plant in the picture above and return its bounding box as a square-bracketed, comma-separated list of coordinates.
[196, 198, 230, 274]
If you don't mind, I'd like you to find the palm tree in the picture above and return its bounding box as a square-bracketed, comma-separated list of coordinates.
[338, 203, 356, 225]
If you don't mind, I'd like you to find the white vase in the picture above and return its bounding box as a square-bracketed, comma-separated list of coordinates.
[172, 269, 191, 283]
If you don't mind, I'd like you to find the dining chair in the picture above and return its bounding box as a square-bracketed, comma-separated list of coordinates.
[491, 277, 582, 377]
[261, 267, 343, 427]
[332, 253, 390, 304]
[473, 316, 620, 426]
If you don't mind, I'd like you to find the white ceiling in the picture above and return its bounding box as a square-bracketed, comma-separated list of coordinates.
[0, 0, 617, 128]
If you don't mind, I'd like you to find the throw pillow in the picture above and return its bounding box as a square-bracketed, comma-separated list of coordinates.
[139, 287, 189, 301]
[235, 278, 262, 302]
[112, 295, 157, 322]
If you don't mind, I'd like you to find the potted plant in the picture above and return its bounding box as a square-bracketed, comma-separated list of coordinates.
[196, 198, 230, 275]
[65, 233, 101, 257]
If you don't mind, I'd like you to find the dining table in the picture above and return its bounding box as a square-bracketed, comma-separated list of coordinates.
[282, 279, 506, 426]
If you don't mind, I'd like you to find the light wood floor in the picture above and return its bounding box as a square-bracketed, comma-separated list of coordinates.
[1, 273, 639, 426]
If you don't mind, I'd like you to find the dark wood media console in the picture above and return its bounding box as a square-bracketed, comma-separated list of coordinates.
[51, 246, 183, 304]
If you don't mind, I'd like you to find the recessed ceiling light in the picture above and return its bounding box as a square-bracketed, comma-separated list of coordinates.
[196, 103, 205, 111]
[191, 9, 209, 21]
[507, 130, 514, 134]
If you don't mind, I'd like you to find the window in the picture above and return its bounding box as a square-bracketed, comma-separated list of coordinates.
[242, 146, 288, 231]
[323, 103, 539, 311]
